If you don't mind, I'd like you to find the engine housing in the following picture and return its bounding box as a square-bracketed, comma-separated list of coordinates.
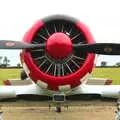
[20, 15, 95, 91]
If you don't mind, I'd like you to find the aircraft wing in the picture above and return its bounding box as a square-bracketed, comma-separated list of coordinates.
[0, 80, 120, 100]
[0, 83, 45, 100]
[72, 84, 120, 98]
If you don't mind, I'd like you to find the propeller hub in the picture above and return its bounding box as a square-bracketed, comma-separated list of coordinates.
[46, 32, 72, 59]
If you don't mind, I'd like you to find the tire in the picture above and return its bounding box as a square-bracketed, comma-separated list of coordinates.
[20, 70, 27, 80]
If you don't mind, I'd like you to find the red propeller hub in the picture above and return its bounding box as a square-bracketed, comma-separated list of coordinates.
[46, 32, 72, 59]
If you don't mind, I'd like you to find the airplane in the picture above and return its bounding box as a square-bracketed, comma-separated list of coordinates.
[0, 14, 120, 103]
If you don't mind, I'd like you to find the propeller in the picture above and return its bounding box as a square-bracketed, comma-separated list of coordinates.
[73, 43, 120, 55]
[0, 40, 120, 55]
[0, 40, 45, 49]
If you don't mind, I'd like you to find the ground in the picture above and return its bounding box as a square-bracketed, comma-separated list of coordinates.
[0, 101, 116, 120]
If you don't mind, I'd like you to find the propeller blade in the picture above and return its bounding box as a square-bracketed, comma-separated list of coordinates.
[0, 40, 45, 49]
[73, 43, 120, 55]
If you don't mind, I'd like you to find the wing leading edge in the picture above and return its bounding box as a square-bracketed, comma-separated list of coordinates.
[72, 84, 120, 98]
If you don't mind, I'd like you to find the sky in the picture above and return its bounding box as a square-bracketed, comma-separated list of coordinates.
[0, 0, 120, 66]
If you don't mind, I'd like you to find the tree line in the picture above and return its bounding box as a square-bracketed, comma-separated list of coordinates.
[0, 56, 120, 68]
[101, 61, 120, 67]
[0, 56, 10, 67]
[0, 56, 21, 68]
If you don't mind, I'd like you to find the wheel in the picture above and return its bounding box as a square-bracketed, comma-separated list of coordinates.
[20, 70, 27, 80]
[56, 104, 61, 113]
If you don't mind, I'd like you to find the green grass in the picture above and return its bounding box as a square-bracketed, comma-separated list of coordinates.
[91, 68, 120, 85]
[0, 69, 21, 85]
[0, 68, 120, 85]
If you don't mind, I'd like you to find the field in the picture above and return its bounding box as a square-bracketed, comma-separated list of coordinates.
[0, 67, 120, 85]
[91, 67, 120, 85]
[0, 69, 21, 85]
[0, 101, 116, 120]
[0, 68, 119, 120]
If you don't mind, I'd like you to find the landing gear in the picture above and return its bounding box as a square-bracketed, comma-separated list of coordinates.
[52, 94, 66, 113]
[56, 104, 61, 113]
[53, 94, 65, 113]
[115, 98, 120, 120]
[20, 70, 27, 80]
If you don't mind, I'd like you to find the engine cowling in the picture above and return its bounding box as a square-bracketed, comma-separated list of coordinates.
[20, 15, 95, 91]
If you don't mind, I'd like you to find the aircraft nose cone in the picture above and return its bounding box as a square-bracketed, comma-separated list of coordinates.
[46, 32, 72, 59]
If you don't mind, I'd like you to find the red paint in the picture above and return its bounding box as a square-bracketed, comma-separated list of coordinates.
[105, 80, 112, 85]
[21, 17, 95, 91]
[46, 32, 72, 59]
[5, 42, 15, 47]
[4, 80, 11, 85]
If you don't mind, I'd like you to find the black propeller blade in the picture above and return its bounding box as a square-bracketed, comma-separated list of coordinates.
[0, 40, 45, 49]
[1, 40, 120, 55]
[73, 43, 120, 55]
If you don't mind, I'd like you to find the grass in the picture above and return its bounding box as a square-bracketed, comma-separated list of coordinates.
[0, 69, 21, 85]
[91, 67, 120, 85]
[0, 68, 120, 85]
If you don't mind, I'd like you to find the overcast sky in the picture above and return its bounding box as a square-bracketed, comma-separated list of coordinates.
[0, 0, 120, 66]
